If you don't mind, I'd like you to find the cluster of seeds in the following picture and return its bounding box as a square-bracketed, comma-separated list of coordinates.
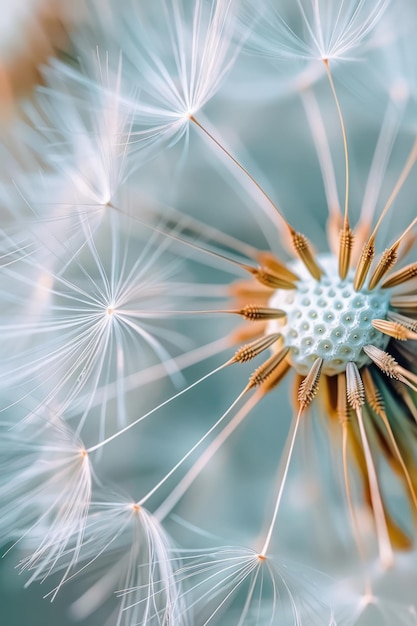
[268, 255, 391, 376]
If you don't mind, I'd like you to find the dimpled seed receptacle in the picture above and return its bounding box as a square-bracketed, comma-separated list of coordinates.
[268, 254, 392, 376]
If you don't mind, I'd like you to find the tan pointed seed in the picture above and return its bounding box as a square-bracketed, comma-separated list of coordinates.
[256, 251, 300, 283]
[372, 318, 417, 341]
[290, 230, 323, 280]
[247, 347, 290, 389]
[238, 305, 286, 322]
[354, 239, 375, 291]
[382, 262, 417, 289]
[338, 223, 354, 280]
[246, 266, 296, 290]
[390, 294, 417, 311]
[363, 345, 399, 378]
[346, 362, 365, 410]
[387, 311, 417, 333]
[368, 243, 399, 290]
[298, 357, 323, 411]
[231, 333, 282, 364]
[337, 372, 349, 424]
[361, 367, 386, 417]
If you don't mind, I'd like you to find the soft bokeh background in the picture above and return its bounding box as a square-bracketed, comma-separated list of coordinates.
[1, 1, 417, 625]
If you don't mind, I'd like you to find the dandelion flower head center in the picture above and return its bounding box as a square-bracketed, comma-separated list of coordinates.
[268, 254, 391, 376]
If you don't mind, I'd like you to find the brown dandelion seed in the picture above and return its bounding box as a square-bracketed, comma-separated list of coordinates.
[290, 230, 323, 280]
[297, 357, 323, 411]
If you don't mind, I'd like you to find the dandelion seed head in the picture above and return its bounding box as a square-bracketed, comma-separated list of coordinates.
[268, 255, 391, 376]
[2, 0, 417, 622]
[243, 0, 391, 67]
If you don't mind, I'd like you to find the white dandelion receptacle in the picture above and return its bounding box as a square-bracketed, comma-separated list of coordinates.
[268, 255, 391, 376]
